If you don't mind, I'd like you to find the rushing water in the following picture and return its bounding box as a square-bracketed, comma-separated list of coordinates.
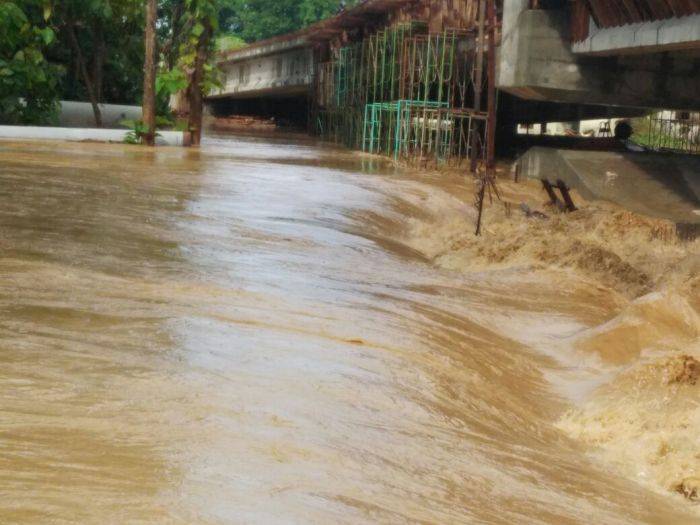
[0, 136, 697, 524]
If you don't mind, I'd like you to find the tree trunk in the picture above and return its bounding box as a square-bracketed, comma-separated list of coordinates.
[187, 20, 212, 147]
[143, 0, 158, 146]
[92, 20, 105, 104]
[66, 20, 102, 127]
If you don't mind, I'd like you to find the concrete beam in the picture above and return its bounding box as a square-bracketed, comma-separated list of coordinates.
[498, 9, 700, 111]
[573, 14, 700, 55]
[208, 84, 310, 101]
[213, 47, 313, 101]
[219, 37, 309, 64]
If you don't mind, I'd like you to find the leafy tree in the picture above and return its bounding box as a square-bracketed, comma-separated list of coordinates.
[222, 0, 297, 42]
[185, 0, 217, 145]
[50, 0, 143, 126]
[1, 0, 361, 132]
[215, 34, 246, 51]
[220, 0, 358, 43]
[155, 0, 359, 146]
[0, 0, 60, 124]
[158, 0, 219, 145]
[299, 0, 353, 27]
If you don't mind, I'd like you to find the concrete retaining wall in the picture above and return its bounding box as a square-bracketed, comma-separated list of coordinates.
[518, 146, 700, 235]
[0, 125, 187, 146]
[58, 101, 142, 128]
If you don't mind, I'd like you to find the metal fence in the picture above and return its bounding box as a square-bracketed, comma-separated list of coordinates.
[314, 20, 490, 167]
[645, 112, 700, 155]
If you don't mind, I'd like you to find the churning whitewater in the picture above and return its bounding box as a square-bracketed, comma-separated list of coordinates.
[0, 135, 698, 524]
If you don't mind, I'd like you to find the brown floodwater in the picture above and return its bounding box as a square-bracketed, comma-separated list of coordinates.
[0, 135, 697, 524]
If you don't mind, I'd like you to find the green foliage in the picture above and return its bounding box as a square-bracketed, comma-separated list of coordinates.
[156, 67, 188, 98]
[215, 34, 246, 52]
[202, 61, 223, 94]
[0, 0, 361, 125]
[299, 0, 352, 26]
[220, 0, 359, 43]
[121, 118, 163, 144]
[49, 0, 144, 105]
[122, 120, 148, 144]
[630, 114, 697, 152]
[221, 0, 297, 41]
[159, 0, 221, 103]
[0, 0, 60, 124]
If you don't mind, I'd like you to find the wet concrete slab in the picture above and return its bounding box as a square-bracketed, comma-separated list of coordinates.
[518, 147, 700, 237]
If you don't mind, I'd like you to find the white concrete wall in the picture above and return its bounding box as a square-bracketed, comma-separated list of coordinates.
[214, 47, 313, 98]
[0, 125, 186, 146]
[58, 101, 142, 128]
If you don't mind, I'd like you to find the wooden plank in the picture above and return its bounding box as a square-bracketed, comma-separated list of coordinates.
[541, 179, 562, 208]
[556, 180, 578, 212]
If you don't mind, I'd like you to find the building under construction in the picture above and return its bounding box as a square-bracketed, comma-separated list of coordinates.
[210, 0, 501, 169]
[208, 0, 700, 166]
[309, 1, 498, 169]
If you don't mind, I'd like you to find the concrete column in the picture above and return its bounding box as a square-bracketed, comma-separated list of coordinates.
[498, 0, 531, 86]
[497, 8, 700, 111]
[502, 0, 530, 33]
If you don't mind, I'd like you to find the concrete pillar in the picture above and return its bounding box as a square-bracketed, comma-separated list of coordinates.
[502, 0, 530, 33]
[498, 0, 531, 86]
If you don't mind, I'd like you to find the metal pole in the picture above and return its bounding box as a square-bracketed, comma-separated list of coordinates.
[486, 0, 497, 169]
[475, 177, 486, 235]
[470, 0, 486, 174]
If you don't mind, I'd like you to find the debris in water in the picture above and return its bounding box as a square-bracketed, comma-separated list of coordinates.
[519, 203, 548, 220]
[674, 477, 700, 502]
[666, 355, 700, 386]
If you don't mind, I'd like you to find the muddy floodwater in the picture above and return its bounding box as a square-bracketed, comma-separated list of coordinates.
[0, 136, 698, 524]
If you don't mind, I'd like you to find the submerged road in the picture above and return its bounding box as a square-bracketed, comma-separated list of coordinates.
[0, 136, 695, 524]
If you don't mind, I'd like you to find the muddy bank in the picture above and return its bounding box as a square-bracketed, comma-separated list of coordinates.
[392, 169, 700, 509]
